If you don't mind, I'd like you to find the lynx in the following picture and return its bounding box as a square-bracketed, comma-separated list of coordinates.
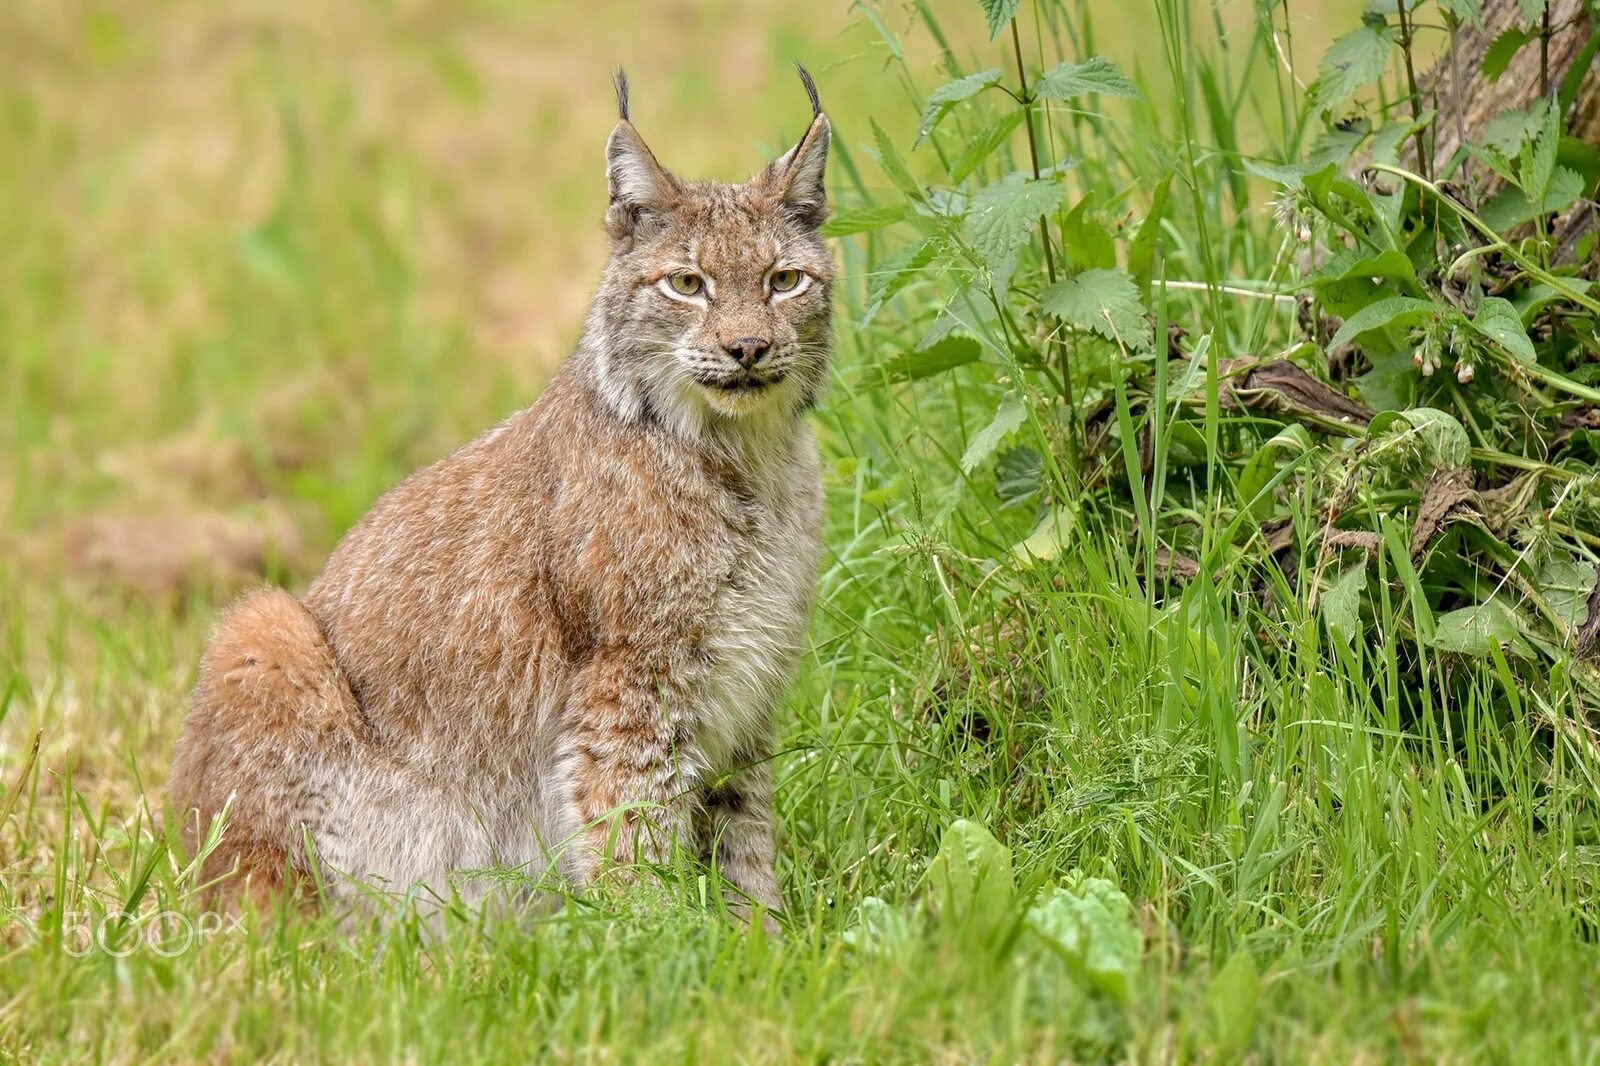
[169, 67, 834, 926]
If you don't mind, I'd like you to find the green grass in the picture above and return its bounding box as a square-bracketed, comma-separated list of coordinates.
[4, 0, 1600, 1061]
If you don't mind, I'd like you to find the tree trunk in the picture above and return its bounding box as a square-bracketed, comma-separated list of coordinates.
[1414, 0, 1598, 264]
[1424, 0, 1599, 171]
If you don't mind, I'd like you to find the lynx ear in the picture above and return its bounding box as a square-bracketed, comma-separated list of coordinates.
[604, 69, 679, 239]
[763, 64, 830, 228]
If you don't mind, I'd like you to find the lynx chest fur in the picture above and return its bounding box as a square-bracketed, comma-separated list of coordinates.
[170, 65, 836, 921]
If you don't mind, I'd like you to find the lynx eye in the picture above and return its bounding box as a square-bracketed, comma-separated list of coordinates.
[769, 268, 803, 293]
[665, 272, 704, 297]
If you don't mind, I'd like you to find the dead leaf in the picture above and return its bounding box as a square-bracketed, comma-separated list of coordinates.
[1409, 467, 1478, 558]
[1179, 355, 1374, 431]
[1323, 529, 1382, 554]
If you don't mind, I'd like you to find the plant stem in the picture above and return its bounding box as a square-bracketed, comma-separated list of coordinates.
[1540, 1, 1552, 98]
[1393, 0, 1430, 181]
[1009, 15, 1080, 466]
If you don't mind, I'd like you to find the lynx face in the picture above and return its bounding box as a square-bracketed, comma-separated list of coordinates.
[588, 70, 834, 433]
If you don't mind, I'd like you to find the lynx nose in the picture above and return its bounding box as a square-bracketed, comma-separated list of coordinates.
[722, 337, 771, 369]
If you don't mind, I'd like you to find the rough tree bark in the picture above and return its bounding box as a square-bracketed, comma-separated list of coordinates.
[1424, 0, 1598, 171]
[1415, 0, 1599, 262]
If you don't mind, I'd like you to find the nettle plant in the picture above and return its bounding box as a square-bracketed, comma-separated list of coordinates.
[843, 0, 1600, 707]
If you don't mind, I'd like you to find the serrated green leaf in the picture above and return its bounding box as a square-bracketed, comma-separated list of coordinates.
[961, 393, 1028, 474]
[950, 110, 1026, 183]
[965, 172, 1065, 292]
[917, 68, 1004, 144]
[1439, 0, 1484, 26]
[1470, 296, 1536, 364]
[1327, 297, 1443, 351]
[1033, 56, 1139, 101]
[819, 203, 909, 237]
[1481, 167, 1584, 231]
[884, 335, 983, 381]
[1518, 0, 1546, 22]
[864, 237, 937, 323]
[1521, 95, 1561, 203]
[1483, 26, 1533, 80]
[1040, 268, 1152, 351]
[995, 445, 1043, 507]
[978, 0, 1022, 39]
[1313, 26, 1394, 108]
[870, 118, 923, 202]
[926, 819, 1014, 931]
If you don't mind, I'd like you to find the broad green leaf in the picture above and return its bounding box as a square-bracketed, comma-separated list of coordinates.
[1238, 424, 1311, 521]
[961, 393, 1028, 474]
[884, 335, 982, 381]
[1327, 297, 1444, 352]
[870, 118, 923, 202]
[1518, 0, 1547, 23]
[1207, 951, 1261, 1057]
[841, 897, 913, 957]
[1430, 602, 1533, 657]
[1040, 268, 1152, 351]
[1313, 26, 1395, 108]
[819, 203, 908, 237]
[965, 172, 1065, 292]
[979, 0, 1022, 39]
[950, 110, 1026, 183]
[1027, 876, 1143, 1004]
[1307, 248, 1422, 316]
[1127, 173, 1173, 288]
[1322, 562, 1368, 647]
[1561, 27, 1600, 114]
[1483, 26, 1533, 80]
[917, 68, 1004, 144]
[1368, 407, 1472, 468]
[1015, 502, 1077, 561]
[1470, 296, 1536, 363]
[926, 819, 1014, 931]
[1538, 555, 1597, 628]
[1059, 198, 1117, 271]
[1033, 57, 1139, 101]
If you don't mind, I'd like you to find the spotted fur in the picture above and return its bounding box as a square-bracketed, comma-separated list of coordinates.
[169, 69, 834, 925]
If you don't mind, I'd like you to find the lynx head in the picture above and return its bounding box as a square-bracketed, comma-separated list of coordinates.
[584, 66, 834, 438]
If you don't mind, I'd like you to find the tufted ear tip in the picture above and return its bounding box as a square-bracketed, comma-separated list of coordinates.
[794, 62, 821, 118]
[613, 67, 629, 121]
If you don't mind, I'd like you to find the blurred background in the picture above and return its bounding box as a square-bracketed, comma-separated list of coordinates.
[0, 0, 1353, 612]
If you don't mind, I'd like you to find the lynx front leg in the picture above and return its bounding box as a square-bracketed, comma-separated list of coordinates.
[702, 754, 782, 925]
[563, 658, 702, 886]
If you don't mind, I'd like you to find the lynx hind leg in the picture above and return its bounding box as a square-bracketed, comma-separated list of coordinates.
[170, 588, 368, 910]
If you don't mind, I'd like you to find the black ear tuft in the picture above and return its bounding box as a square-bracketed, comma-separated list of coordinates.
[613, 67, 629, 122]
[794, 62, 821, 118]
